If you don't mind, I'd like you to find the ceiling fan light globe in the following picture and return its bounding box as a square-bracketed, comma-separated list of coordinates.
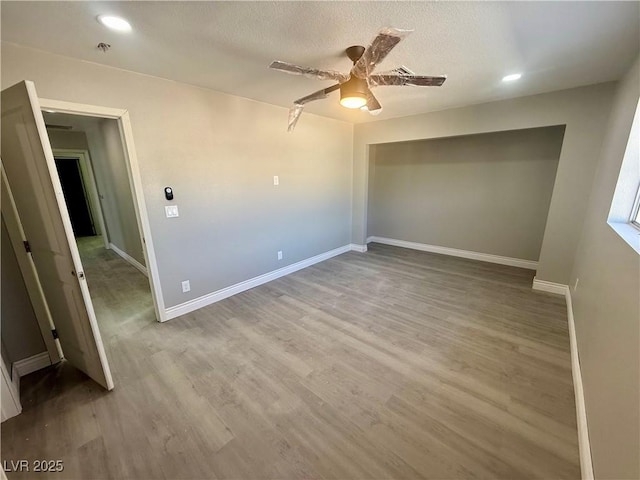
[340, 96, 368, 109]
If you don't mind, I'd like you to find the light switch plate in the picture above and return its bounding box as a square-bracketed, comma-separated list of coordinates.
[165, 205, 179, 218]
[273, 175, 279, 186]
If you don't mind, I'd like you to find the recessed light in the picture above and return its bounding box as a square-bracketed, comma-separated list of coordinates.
[502, 73, 522, 82]
[97, 15, 132, 32]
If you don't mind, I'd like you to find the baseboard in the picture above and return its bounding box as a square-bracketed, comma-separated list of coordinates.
[565, 290, 594, 480]
[368, 236, 538, 270]
[532, 277, 569, 296]
[14, 352, 51, 377]
[165, 244, 352, 320]
[350, 243, 368, 253]
[109, 243, 148, 277]
[532, 280, 593, 479]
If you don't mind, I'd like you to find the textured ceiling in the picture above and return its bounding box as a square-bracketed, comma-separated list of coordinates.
[2, 1, 639, 123]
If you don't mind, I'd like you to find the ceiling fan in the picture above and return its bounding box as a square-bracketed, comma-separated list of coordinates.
[269, 27, 447, 132]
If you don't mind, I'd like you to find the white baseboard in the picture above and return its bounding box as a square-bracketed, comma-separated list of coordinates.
[532, 278, 593, 479]
[109, 243, 148, 277]
[165, 244, 352, 320]
[565, 289, 594, 480]
[14, 352, 51, 377]
[532, 277, 569, 296]
[350, 243, 368, 253]
[367, 236, 538, 270]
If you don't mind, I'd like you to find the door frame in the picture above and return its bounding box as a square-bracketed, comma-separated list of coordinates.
[1, 354, 21, 422]
[40, 98, 166, 322]
[53, 149, 109, 250]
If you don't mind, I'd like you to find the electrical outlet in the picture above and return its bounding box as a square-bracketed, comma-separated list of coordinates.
[273, 175, 279, 186]
[277, 251, 283, 260]
[182, 280, 190, 293]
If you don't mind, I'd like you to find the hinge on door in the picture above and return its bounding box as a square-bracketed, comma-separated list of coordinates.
[51, 329, 59, 339]
[23, 240, 31, 253]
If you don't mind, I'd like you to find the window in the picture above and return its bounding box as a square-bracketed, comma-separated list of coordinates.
[632, 184, 640, 228]
[607, 99, 640, 252]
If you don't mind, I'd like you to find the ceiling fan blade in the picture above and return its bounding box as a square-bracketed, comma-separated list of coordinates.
[365, 90, 382, 113]
[288, 104, 304, 132]
[293, 83, 340, 105]
[270, 61, 350, 83]
[369, 74, 447, 87]
[351, 28, 413, 79]
[287, 84, 341, 132]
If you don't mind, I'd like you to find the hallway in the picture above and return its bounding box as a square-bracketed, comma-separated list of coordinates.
[76, 236, 155, 340]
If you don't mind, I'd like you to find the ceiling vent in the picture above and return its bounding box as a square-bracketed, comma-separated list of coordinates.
[390, 66, 416, 76]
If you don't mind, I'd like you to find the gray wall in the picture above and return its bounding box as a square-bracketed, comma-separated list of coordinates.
[368, 127, 564, 261]
[84, 119, 145, 265]
[2, 43, 353, 309]
[569, 57, 639, 479]
[1, 218, 46, 365]
[354, 83, 616, 284]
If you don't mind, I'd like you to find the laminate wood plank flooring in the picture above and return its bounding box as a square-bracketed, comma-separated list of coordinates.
[2, 238, 580, 479]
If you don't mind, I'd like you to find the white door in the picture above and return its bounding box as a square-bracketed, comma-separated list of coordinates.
[1, 81, 113, 390]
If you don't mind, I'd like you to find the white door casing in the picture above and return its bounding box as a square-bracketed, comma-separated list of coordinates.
[39, 98, 166, 322]
[1, 355, 21, 422]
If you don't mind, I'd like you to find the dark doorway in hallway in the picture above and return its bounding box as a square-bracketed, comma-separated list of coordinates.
[55, 157, 96, 237]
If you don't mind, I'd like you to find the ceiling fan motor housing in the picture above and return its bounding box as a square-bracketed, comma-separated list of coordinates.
[340, 76, 369, 108]
[346, 45, 365, 63]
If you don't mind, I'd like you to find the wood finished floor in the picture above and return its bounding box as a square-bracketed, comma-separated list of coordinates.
[2, 238, 580, 479]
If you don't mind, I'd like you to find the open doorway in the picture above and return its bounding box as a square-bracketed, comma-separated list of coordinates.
[54, 156, 96, 237]
[42, 111, 160, 339]
[39, 98, 165, 322]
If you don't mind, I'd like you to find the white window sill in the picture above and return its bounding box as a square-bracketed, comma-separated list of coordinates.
[608, 221, 640, 255]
